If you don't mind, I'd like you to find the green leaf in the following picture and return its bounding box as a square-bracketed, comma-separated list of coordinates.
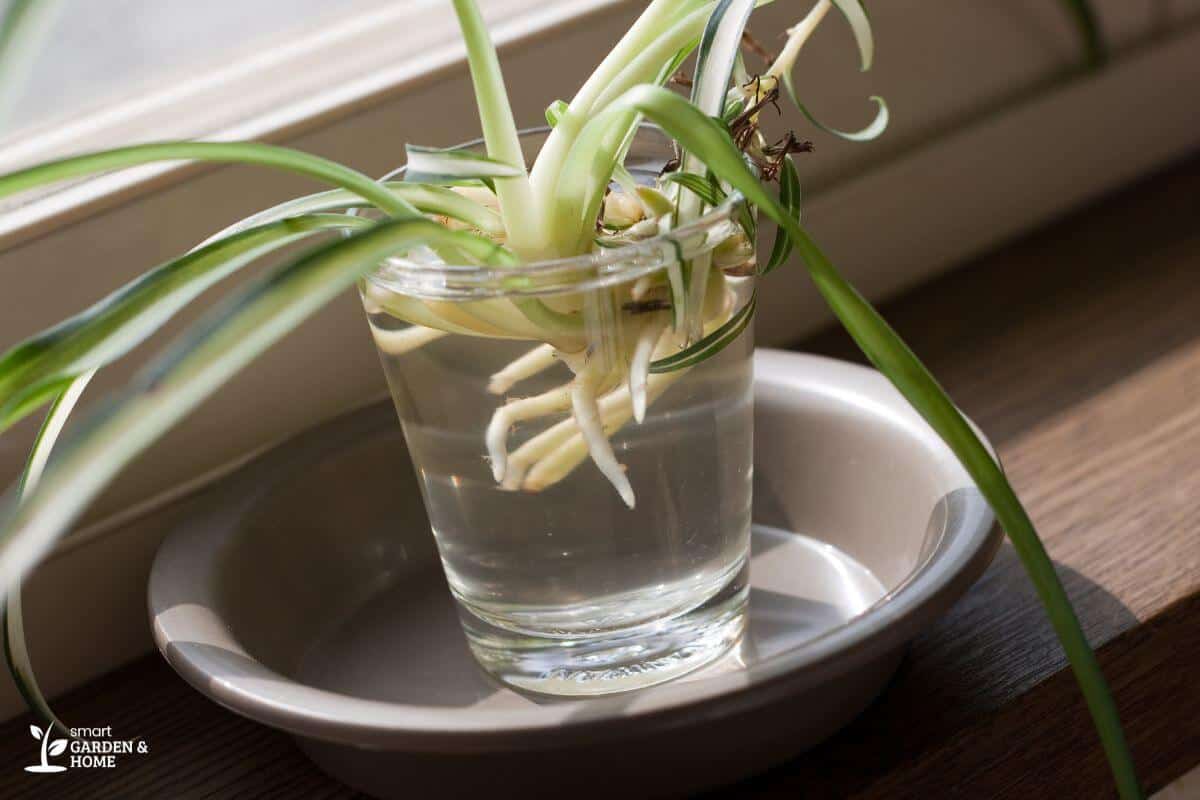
[3, 370, 92, 740]
[649, 291, 755, 372]
[671, 0, 755, 342]
[403, 144, 523, 184]
[764, 155, 801, 272]
[731, 185, 756, 242]
[526, 0, 697, 214]
[204, 182, 505, 239]
[781, 74, 889, 142]
[732, 50, 750, 88]
[0, 219, 511, 596]
[545, 99, 569, 128]
[661, 171, 726, 206]
[0, 214, 368, 433]
[543, 5, 708, 257]
[610, 162, 641, 202]
[0, 380, 72, 433]
[658, 44, 693, 87]
[662, 168, 755, 243]
[721, 95, 744, 124]
[585, 6, 708, 115]
[600, 84, 1142, 800]
[661, 169, 717, 325]
[0, 141, 421, 218]
[450, 0, 541, 254]
[637, 185, 676, 218]
[690, 0, 756, 117]
[829, 0, 874, 71]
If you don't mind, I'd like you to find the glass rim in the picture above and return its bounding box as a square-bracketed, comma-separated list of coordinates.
[362, 125, 748, 300]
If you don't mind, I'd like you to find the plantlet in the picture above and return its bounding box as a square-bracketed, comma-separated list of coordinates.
[0, 0, 1137, 795]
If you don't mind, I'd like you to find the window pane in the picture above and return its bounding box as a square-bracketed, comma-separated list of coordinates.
[0, 0, 387, 159]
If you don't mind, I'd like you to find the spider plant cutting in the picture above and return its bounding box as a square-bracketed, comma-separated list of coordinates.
[0, 0, 1138, 794]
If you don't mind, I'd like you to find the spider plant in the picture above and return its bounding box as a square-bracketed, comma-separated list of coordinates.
[0, 0, 1137, 795]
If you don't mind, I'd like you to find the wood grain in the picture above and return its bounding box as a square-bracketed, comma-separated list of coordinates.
[1, 153, 1198, 798]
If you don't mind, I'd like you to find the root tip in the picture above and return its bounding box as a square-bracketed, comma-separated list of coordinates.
[619, 484, 636, 509]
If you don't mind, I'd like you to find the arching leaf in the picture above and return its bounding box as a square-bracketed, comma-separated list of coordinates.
[0, 214, 368, 432]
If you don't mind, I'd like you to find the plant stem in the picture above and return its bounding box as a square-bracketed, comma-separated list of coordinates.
[589, 6, 710, 112]
[529, 0, 706, 217]
[765, 0, 831, 81]
[451, 0, 543, 257]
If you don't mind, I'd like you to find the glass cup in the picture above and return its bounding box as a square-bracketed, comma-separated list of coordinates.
[360, 126, 755, 695]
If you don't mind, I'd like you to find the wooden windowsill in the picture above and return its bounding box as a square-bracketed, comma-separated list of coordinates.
[1, 151, 1198, 798]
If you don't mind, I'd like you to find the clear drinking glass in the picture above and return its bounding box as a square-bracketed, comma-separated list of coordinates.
[360, 127, 755, 695]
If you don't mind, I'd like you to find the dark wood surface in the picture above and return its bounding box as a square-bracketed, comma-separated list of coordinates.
[2, 153, 1198, 799]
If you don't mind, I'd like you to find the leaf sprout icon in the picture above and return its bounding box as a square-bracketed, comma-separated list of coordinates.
[25, 724, 67, 773]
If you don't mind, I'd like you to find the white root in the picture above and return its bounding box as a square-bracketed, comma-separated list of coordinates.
[485, 386, 572, 482]
[499, 322, 689, 495]
[559, 357, 636, 508]
[487, 344, 558, 395]
[517, 306, 732, 496]
[499, 362, 632, 491]
[360, 178, 748, 506]
[370, 325, 449, 356]
[499, 362, 629, 494]
[569, 376, 635, 508]
[501, 413, 581, 491]
[523, 368, 685, 496]
[370, 282, 741, 505]
[507, 376, 649, 491]
[629, 316, 668, 423]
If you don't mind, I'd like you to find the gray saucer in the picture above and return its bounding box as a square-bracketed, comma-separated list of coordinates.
[149, 349, 1001, 798]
